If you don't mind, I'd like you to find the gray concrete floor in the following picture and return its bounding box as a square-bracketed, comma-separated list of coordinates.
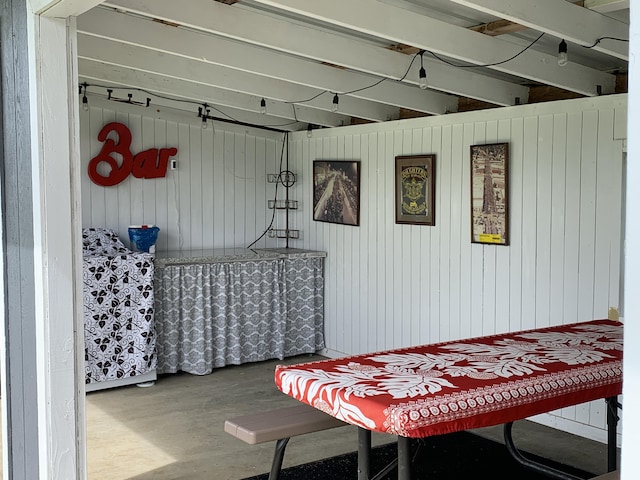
[86, 354, 617, 480]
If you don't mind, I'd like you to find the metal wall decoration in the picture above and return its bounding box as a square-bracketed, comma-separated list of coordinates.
[395, 154, 436, 226]
[470, 143, 509, 245]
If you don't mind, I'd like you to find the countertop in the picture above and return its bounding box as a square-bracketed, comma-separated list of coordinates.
[154, 247, 326, 267]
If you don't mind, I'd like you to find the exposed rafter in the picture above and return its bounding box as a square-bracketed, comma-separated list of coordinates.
[249, 0, 616, 96]
[31, 0, 103, 16]
[76, 34, 352, 127]
[79, 60, 313, 131]
[467, 2, 585, 37]
[78, 9, 412, 121]
[449, 0, 628, 60]
[585, 0, 629, 13]
[102, 0, 525, 107]
[73, 0, 629, 131]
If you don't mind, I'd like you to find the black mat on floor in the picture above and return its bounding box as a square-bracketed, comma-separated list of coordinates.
[241, 430, 596, 480]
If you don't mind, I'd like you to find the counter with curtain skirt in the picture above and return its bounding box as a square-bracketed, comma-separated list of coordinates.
[153, 248, 326, 375]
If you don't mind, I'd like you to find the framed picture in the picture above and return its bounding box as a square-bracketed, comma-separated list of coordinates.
[470, 143, 509, 245]
[312, 160, 361, 226]
[395, 154, 436, 225]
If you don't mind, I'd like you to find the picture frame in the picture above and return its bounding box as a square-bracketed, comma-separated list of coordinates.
[395, 154, 436, 226]
[312, 160, 361, 226]
[470, 142, 509, 245]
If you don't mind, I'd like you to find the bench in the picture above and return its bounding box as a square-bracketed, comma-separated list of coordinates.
[224, 404, 348, 480]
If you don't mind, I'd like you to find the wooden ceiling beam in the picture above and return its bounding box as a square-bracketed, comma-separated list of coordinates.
[468, 2, 584, 37]
[77, 34, 351, 127]
[79, 8, 402, 122]
[250, 0, 615, 96]
[102, 0, 460, 114]
[469, 19, 528, 37]
[450, 0, 628, 60]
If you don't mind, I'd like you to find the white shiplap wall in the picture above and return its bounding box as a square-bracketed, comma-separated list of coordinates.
[288, 95, 627, 442]
[81, 93, 627, 442]
[80, 97, 287, 251]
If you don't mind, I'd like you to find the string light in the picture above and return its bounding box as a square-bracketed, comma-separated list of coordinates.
[418, 51, 428, 90]
[79, 29, 592, 134]
[558, 40, 568, 67]
[198, 104, 210, 130]
[80, 82, 89, 111]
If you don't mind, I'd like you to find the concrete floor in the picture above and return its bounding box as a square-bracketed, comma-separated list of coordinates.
[85, 354, 617, 480]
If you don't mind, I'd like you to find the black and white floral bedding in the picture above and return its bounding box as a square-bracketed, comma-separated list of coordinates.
[82, 228, 156, 387]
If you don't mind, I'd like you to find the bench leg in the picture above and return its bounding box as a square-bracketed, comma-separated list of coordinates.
[268, 438, 290, 480]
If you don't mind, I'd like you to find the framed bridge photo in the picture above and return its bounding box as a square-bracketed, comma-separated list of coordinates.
[312, 160, 361, 226]
[395, 154, 436, 226]
[470, 142, 509, 245]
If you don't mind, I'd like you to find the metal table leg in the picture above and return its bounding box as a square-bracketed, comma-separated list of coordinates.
[504, 422, 583, 480]
[398, 436, 411, 480]
[358, 428, 371, 480]
[606, 396, 620, 472]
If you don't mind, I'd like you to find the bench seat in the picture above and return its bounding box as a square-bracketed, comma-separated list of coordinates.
[225, 404, 347, 480]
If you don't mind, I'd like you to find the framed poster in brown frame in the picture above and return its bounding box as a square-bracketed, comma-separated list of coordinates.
[395, 154, 436, 226]
[470, 142, 509, 245]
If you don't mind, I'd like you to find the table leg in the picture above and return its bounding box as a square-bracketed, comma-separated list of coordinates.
[398, 436, 411, 480]
[503, 422, 582, 480]
[358, 427, 371, 480]
[606, 396, 620, 472]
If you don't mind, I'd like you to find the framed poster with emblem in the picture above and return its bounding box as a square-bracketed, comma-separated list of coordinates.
[470, 142, 509, 245]
[395, 154, 435, 226]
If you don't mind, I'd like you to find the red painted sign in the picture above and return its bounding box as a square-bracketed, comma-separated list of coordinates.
[88, 122, 178, 187]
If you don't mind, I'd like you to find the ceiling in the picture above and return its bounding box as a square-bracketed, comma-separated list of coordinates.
[76, 0, 630, 132]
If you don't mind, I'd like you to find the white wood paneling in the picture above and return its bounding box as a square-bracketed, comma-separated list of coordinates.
[81, 93, 627, 443]
[287, 94, 627, 442]
[80, 97, 285, 251]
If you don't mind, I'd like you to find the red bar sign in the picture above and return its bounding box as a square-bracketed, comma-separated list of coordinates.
[88, 122, 178, 187]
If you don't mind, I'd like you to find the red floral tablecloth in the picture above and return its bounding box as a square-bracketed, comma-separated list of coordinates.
[275, 319, 623, 438]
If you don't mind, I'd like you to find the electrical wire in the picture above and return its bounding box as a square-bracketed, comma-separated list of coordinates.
[426, 32, 545, 68]
[283, 49, 421, 106]
[246, 131, 288, 249]
[583, 36, 629, 48]
[81, 30, 624, 126]
[82, 83, 301, 129]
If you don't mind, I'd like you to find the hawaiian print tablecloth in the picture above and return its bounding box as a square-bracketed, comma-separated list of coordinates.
[276, 319, 623, 438]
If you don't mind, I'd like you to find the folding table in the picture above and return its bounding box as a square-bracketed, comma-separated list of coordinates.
[275, 319, 623, 480]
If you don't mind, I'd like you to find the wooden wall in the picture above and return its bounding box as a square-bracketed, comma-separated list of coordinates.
[80, 97, 286, 251]
[81, 93, 627, 442]
[288, 94, 627, 442]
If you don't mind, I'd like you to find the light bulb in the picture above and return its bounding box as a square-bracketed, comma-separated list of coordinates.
[260, 98, 267, 114]
[82, 95, 89, 111]
[331, 94, 339, 113]
[557, 40, 568, 67]
[201, 117, 207, 130]
[306, 124, 313, 138]
[418, 66, 428, 90]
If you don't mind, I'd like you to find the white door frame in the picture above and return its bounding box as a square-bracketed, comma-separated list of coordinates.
[0, 1, 85, 478]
